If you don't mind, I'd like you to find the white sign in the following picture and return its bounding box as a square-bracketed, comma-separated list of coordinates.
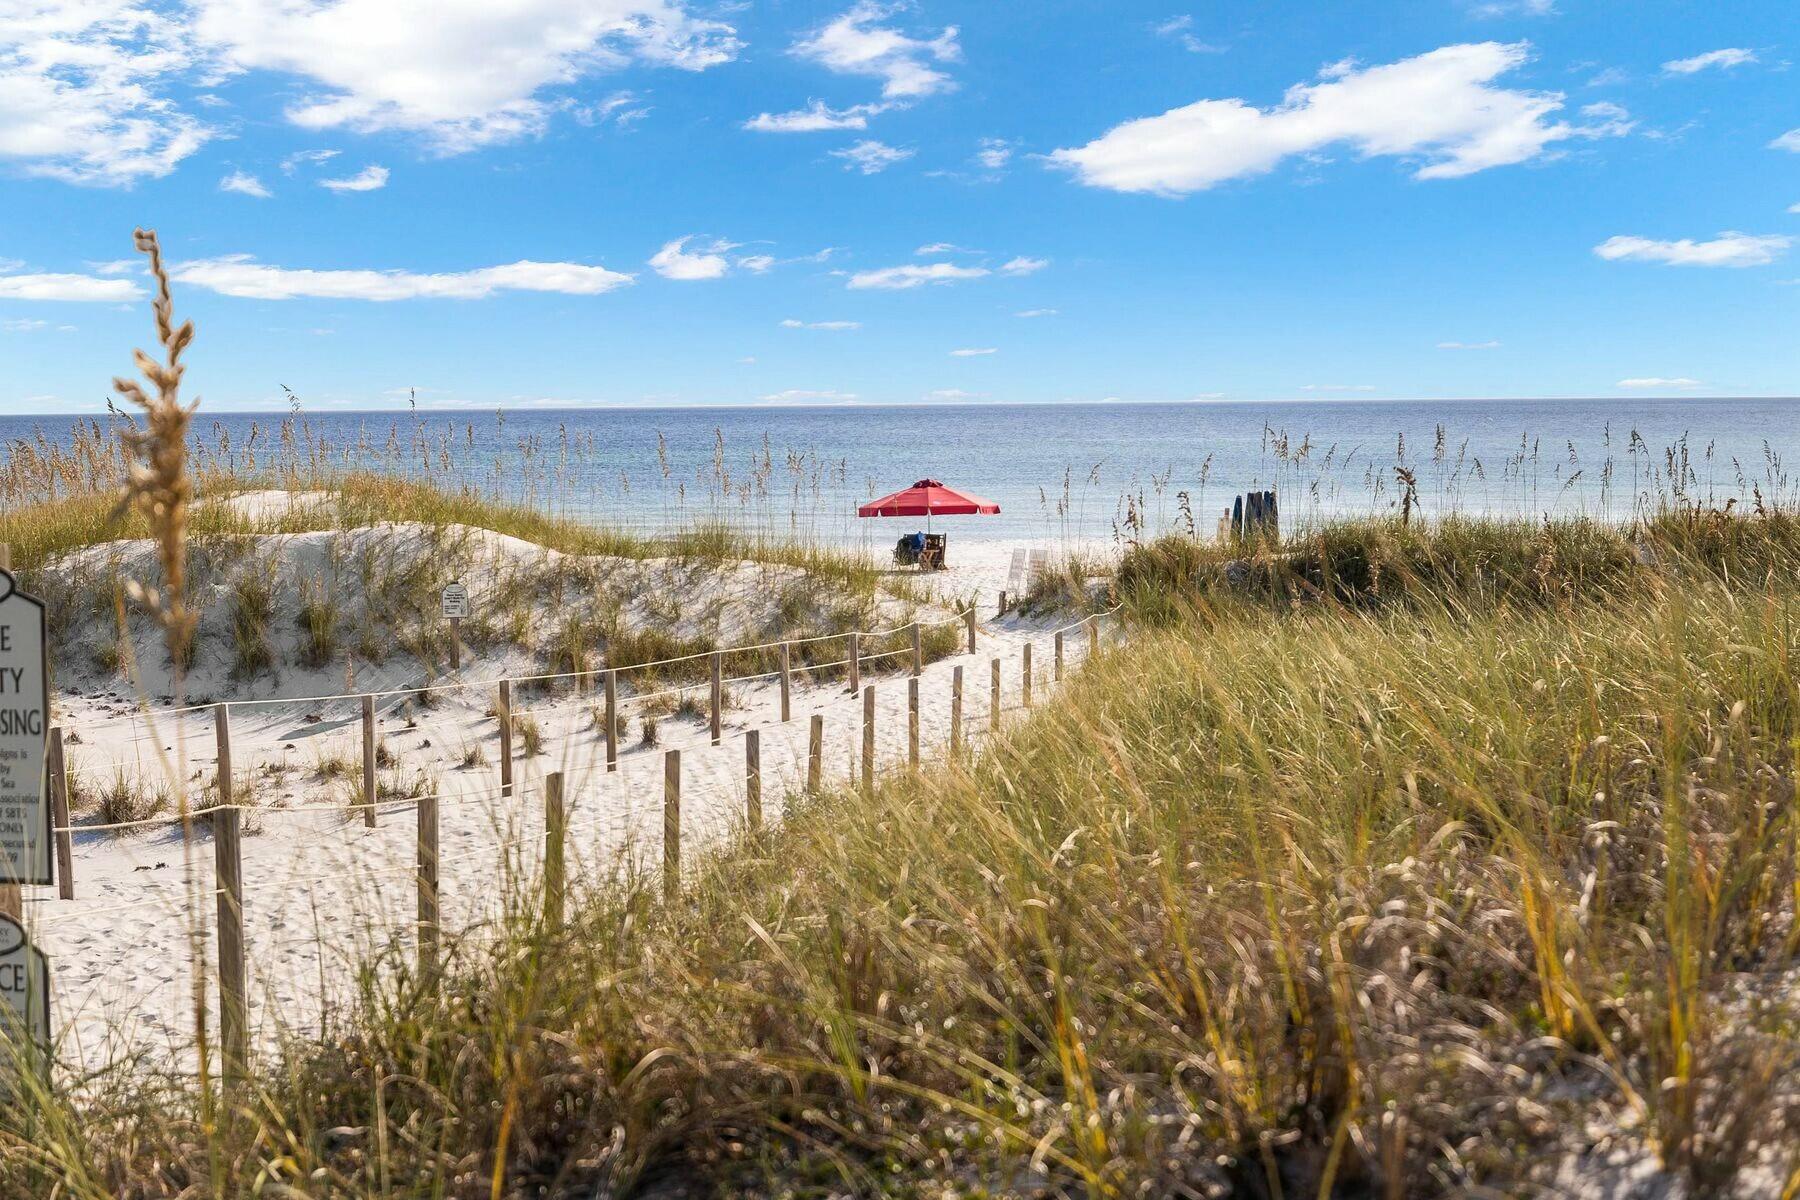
[0, 570, 50, 887]
[440, 581, 470, 621]
[0, 915, 48, 1050]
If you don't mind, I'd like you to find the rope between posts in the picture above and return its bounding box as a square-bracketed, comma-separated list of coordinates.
[51, 612, 1106, 838]
[73, 606, 980, 732]
[53, 804, 235, 834]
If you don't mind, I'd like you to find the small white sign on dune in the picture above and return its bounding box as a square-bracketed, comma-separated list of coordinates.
[0, 569, 50, 887]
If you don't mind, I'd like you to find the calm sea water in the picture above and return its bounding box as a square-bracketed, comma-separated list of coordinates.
[5, 398, 1795, 545]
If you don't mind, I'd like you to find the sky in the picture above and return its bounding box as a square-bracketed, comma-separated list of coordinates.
[0, 0, 1796, 414]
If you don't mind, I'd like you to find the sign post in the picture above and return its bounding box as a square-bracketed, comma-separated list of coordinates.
[0, 568, 51, 891]
[441, 581, 469, 670]
[0, 914, 50, 1060]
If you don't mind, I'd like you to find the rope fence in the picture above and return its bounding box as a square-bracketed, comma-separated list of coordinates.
[63, 606, 980, 731]
[31, 602, 1124, 1074]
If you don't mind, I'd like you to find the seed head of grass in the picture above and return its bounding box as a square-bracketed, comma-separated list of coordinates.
[111, 227, 199, 669]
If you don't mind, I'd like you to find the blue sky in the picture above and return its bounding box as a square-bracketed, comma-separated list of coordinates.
[0, 0, 1795, 414]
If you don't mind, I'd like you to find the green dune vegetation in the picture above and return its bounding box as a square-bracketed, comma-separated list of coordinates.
[8, 509, 1800, 1198]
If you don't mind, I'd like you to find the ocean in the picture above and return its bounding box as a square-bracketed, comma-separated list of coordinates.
[4, 398, 1795, 545]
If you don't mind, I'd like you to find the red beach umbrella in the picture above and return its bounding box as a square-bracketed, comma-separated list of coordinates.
[857, 479, 1001, 525]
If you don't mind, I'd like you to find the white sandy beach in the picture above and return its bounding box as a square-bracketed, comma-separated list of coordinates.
[23, 521, 1116, 1077]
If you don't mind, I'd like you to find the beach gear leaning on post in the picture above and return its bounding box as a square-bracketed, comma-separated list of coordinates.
[858, 479, 1001, 570]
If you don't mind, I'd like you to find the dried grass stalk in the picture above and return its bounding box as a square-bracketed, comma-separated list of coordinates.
[112, 227, 198, 666]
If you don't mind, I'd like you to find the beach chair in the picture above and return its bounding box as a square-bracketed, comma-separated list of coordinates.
[1006, 547, 1027, 593]
[1027, 548, 1048, 589]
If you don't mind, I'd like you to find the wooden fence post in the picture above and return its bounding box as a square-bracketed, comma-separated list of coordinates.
[965, 608, 977, 655]
[950, 666, 964, 757]
[908, 677, 920, 770]
[215, 801, 247, 1084]
[498, 680, 513, 797]
[49, 728, 73, 900]
[663, 750, 681, 900]
[603, 669, 619, 773]
[745, 730, 762, 832]
[807, 714, 823, 793]
[779, 643, 792, 722]
[998, 590, 1008, 618]
[361, 694, 378, 826]
[1054, 631, 1065, 683]
[910, 622, 923, 676]
[544, 772, 565, 927]
[709, 652, 723, 746]
[417, 789, 439, 976]
[990, 658, 1001, 730]
[847, 632, 861, 695]
[861, 685, 875, 799]
[214, 701, 232, 811]
[1023, 644, 1034, 708]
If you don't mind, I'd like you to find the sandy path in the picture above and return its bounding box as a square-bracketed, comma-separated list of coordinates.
[23, 537, 1116, 1076]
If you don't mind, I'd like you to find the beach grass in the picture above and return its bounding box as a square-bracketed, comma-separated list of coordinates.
[8, 508, 1800, 1197]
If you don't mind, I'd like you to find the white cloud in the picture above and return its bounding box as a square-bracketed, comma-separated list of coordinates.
[1, 1, 744, 185]
[1594, 231, 1791, 268]
[0, 271, 144, 301]
[320, 164, 388, 192]
[86, 259, 138, 275]
[1, 317, 49, 332]
[781, 318, 860, 330]
[192, 0, 741, 151]
[1662, 48, 1757, 75]
[1772, 129, 1800, 153]
[574, 89, 651, 128]
[831, 138, 912, 173]
[1437, 339, 1501, 349]
[1151, 15, 1221, 54]
[791, 2, 960, 100]
[915, 242, 973, 255]
[949, 347, 996, 356]
[847, 262, 989, 290]
[737, 254, 775, 273]
[1578, 101, 1635, 135]
[974, 137, 1012, 170]
[1015, 308, 1057, 318]
[220, 170, 272, 197]
[171, 255, 635, 299]
[1000, 256, 1049, 275]
[1617, 377, 1703, 389]
[1790, 202, 1800, 214]
[1049, 42, 1627, 196]
[743, 99, 884, 132]
[0, 2, 210, 185]
[648, 235, 733, 280]
[281, 147, 340, 173]
[1301, 384, 1376, 392]
[759, 388, 858, 403]
[926, 388, 987, 400]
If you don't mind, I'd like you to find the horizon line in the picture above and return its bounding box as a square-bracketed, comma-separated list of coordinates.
[4, 394, 1797, 421]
